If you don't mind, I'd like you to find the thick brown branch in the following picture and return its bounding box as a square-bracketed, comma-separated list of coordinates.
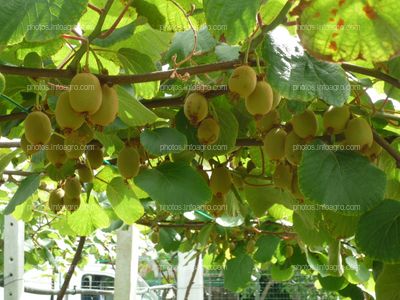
[184, 254, 200, 300]
[57, 236, 86, 300]
[0, 112, 27, 123]
[0, 141, 21, 148]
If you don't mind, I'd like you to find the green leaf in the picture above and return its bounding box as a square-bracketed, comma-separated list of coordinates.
[132, 0, 196, 32]
[12, 198, 34, 222]
[0, 149, 20, 173]
[106, 177, 144, 225]
[355, 199, 400, 263]
[92, 22, 137, 48]
[259, 0, 286, 25]
[117, 48, 159, 99]
[203, 0, 259, 44]
[68, 197, 110, 236]
[134, 162, 211, 212]
[140, 128, 187, 156]
[117, 86, 157, 126]
[215, 44, 240, 62]
[254, 235, 281, 263]
[293, 211, 331, 246]
[164, 26, 216, 63]
[375, 264, 400, 300]
[298, 0, 400, 62]
[299, 140, 386, 215]
[46, 160, 76, 181]
[4, 174, 40, 214]
[0, 0, 88, 45]
[262, 27, 350, 106]
[159, 228, 181, 252]
[224, 254, 254, 292]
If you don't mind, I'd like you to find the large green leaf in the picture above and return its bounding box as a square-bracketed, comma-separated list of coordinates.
[0, 0, 88, 45]
[355, 200, 400, 263]
[262, 27, 350, 106]
[375, 264, 400, 300]
[254, 235, 281, 263]
[224, 254, 254, 292]
[164, 26, 216, 63]
[117, 48, 159, 99]
[4, 174, 40, 214]
[140, 127, 187, 156]
[117, 86, 157, 126]
[203, 0, 259, 44]
[134, 162, 211, 212]
[68, 197, 110, 236]
[0, 149, 20, 173]
[106, 177, 144, 225]
[298, 0, 400, 62]
[299, 140, 386, 215]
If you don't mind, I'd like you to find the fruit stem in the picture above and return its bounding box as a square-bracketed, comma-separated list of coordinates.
[53, 131, 66, 140]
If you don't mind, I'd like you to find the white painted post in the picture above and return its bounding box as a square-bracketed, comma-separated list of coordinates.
[4, 215, 24, 300]
[177, 251, 204, 300]
[114, 226, 140, 300]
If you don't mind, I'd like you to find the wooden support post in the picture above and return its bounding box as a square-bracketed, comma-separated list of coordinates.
[4, 215, 24, 300]
[114, 226, 140, 300]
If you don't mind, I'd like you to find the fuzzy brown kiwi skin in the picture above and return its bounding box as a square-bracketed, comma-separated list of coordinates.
[245, 81, 274, 118]
[273, 163, 293, 190]
[55, 92, 85, 131]
[291, 109, 318, 139]
[323, 106, 350, 134]
[64, 196, 81, 212]
[21, 134, 38, 156]
[89, 85, 119, 126]
[256, 110, 280, 136]
[344, 117, 373, 150]
[64, 176, 81, 198]
[183, 93, 208, 126]
[197, 117, 220, 145]
[228, 65, 257, 97]
[49, 188, 64, 213]
[284, 131, 304, 166]
[210, 166, 232, 198]
[86, 147, 104, 169]
[46, 134, 67, 167]
[77, 164, 94, 183]
[117, 146, 140, 179]
[69, 72, 102, 115]
[24, 111, 52, 145]
[263, 128, 287, 160]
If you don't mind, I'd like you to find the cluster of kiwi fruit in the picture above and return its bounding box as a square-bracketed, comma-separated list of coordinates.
[21, 72, 120, 213]
[183, 92, 220, 145]
[260, 104, 378, 199]
[228, 65, 281, 119]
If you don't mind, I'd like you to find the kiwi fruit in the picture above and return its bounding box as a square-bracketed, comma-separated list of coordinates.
[89, 85, 119, 126]
[64, 196, 81, 212]
[362, 140, 382, 159]
[273, 163, 293, 190]
[291, 171, 304, 199]
[207, 195, 225, 217]
[210, 166, 232, 197]
[245, 81, 274, 118]
[150, 231, 160, 244]
[291, 109, 318, 139]
[246, 239, 256, 253]
[228, 65, 257, 97]
[197, 117, 220, 145]
[21, 134, 38, 155]
[272, 90, 281, 109]
[284, 131, 303, 165]
[86, 147, 104, 169]
[55, 92, 85, 131]
[344, 117, 373, 150]
[0, 72, 5, 93]
[64, 133, 85, 159]
[323, 106, 350, 134]
[23, 52, 43, 68]
[69, 72, 102, 115]
[24, 111, 52, 145]
[77, 164, 94, 183]
[75, 123, 94, 145]
[46, 134, 67, 167]
[64, 176, 81, 198]
[117, 146, 140, 179]
[183, 93, 208, 125]
[283, 245, 294, 258]
[263, 128, 287, 160]
[48, 188, 64, 213]
[256, 110, 280, 136]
